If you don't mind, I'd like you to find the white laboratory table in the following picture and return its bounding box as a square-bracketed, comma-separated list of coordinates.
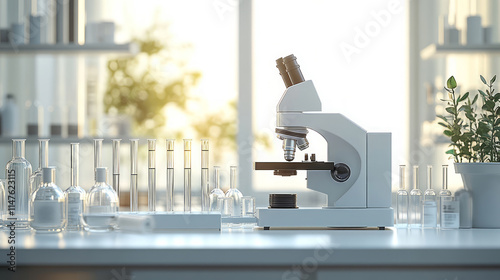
[1, 227, 500, 280]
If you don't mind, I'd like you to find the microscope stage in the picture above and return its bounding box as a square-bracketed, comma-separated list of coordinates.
[256, 207, 394, 229]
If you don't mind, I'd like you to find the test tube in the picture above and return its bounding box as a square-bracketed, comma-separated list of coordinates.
[130, 139, 139, 212]
[166, 139, 175, 212]
[201, 139, 209, 212]
[93, 139, 103, 180]
[148, 139, 156, 212]
[71, 143, 79, 186]
[112, 139, 121, 209]
[184, 139, 192, 213]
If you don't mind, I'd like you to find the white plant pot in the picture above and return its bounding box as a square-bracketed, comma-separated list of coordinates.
[455, 163, 500, 228]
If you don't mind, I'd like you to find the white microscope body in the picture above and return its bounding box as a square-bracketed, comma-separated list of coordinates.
[255, 55, 393, 229]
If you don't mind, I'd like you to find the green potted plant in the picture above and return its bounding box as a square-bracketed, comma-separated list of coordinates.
[438, 75, 500, 228]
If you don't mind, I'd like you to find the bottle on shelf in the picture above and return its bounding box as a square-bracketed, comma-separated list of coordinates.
[85, 167, 119, 232]
[225, 166, 243, 217]
[396, 165, 409, 228]
[2, 94, 20, 137]
[5, 139, 33, 229]
[29, 167, 65, 232]
[409, 165, 423, 229]
[423, 165, 437, 228]
[65, 143, 87, 231]
[438, 165, 452, 228]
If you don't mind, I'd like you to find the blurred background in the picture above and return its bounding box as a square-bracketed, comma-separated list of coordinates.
[0, 0, 498, 210]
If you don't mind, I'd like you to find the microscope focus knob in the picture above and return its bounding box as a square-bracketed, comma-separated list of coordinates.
[332, 163, 350, 182]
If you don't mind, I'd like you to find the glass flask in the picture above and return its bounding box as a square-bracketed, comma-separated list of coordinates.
[438, 165, 452, 228]
[409, 165, 422, 229]
[423, 165, 437, 228]
[30, 139, 49, 192]
[30, 167, 65, 232]
[225, 166, 243, 217]
[65, 143, 87, 231]
[396, 165, 409, 228]
[209, 166, 225, 212]
[5, 139, 33, 229]
[85, 167, 119, 232]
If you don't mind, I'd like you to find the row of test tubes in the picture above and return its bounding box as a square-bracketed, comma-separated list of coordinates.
[396, 165, 472, 229]
[93, 138, 212, 213]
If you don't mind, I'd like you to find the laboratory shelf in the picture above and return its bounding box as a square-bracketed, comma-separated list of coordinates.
[1, 228, 500, 279]
[420, 43, 500, 60]
[0, 43, 138, 55]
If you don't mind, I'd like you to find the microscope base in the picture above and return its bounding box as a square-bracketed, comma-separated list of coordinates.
[256, 207, 394, 229]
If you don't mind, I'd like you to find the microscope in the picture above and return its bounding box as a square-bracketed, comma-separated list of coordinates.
[255, 54, 393, 229]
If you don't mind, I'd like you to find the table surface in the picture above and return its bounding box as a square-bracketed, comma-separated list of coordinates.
[1, 227, 500, 266]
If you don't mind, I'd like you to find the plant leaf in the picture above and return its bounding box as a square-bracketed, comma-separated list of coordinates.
[445, 107, 456, 114]
[472, 94, 479, 105]
[438, 122, 450, 128]
[479, 89, 487, 97]
[491, 75, 496, 84]
[447, 76, 457, 89]
[445, 149, 456, 155]
[444, 130, 453, 136]
[458, 92, 469, 102]
[481, 75, 487, 85]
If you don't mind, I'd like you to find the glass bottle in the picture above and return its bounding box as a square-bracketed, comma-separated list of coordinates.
[396, 165, 409, 228]
[85, 167, 119, 232]
[209, 166, 225, 212]
[30, 139, 49, 192]
[225, 166, 243, 216]
[65, 143, 87, 231]
[5, 139, 33, 229]
[409, 165, 422, 229]
[438, 165, 452, 228]
[423, 165, 437, 228]
[30, 167, 65, 232]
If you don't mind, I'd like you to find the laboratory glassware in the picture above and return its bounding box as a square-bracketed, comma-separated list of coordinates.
[65, 143, 86, 231]
[130, 139, 139, 212]
[148, 139, 156, 212]
[396, 165, 409, 228]
[201, 139, 210, 212]
[30, 167, 65, 232]
[30, 139, 49, 192]
[423, 165, 437, 228]
[85, 167, 119, 232]
[166, 139, 175, 212]
[441, 196, 460, 229]
[209, 166, 225, 212]
[94, 139, 103, 180]
[219, 197, 234, 217]
[409, 165, 422, 229]
[455, 188, 472, 229]
[0, 179, 5, 228]
[242, 196, 256, 217]
[184, 139, 192, 212]
[225, 166, 243, 217]
[5, 139, 33, 229]
[112, 139, 121, 208]
[438, 165, 452, 228]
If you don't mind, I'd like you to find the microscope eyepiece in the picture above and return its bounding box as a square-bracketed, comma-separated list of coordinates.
[283, 54, 305, 86]
[276, 57, 293, 88]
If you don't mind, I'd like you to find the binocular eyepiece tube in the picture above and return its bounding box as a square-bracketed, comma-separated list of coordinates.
[276, 54, 305, 88]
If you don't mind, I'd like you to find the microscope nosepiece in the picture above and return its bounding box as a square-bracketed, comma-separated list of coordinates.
[283, 138, 296, 161]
